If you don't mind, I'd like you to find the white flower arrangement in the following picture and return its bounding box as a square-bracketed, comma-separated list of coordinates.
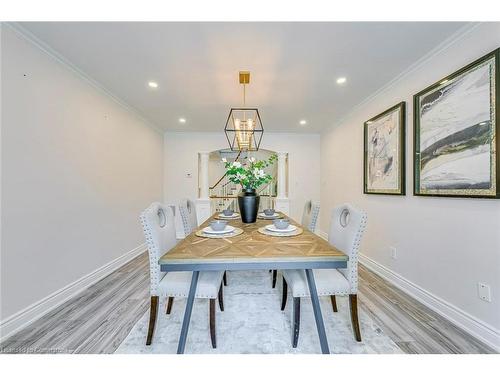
[222, 154, 277, 190]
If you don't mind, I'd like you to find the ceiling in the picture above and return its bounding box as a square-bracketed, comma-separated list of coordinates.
[19, 22, 468, 132]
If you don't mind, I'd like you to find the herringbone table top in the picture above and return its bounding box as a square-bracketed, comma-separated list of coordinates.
[159, 213, 347, 265]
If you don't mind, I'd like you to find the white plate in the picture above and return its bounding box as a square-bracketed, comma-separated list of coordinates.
[258, 212, 280, 218]
[202, 225, 235, 235]
[218, 213, 240, 218]
[265, 224, 297, 233]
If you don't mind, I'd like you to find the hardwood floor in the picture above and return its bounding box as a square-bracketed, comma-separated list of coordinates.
[0, 254, 150, 354]
[358, 266, 495, 354]
[0, 253, 495, 354]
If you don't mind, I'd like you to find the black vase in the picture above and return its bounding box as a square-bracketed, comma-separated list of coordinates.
[238, 188, 260, 223]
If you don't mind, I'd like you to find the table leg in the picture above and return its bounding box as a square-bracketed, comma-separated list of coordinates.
[177, 271, 199, 354]
[305, 269, 330, 354]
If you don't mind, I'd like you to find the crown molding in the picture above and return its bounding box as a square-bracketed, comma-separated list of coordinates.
[323, 22, 482, 133]
[3, 22, 163, 134]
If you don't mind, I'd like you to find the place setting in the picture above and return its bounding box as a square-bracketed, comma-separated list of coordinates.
[258, 218, 303, 237]
[216, 208, 241, 220]
[257, 208, 283, 220]
[195, 218, 243, 239]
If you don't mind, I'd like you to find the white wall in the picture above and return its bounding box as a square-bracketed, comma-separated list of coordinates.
[0, 26, 163, 321]
[163, 131, 320, 225]
[320, 23, 500, 347]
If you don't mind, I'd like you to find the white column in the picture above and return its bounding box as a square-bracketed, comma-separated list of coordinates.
[276, 152, 287, 199]
[275, 152, 290, 215]
[196, 152, 212, 223]
[199, 152, 209, 199]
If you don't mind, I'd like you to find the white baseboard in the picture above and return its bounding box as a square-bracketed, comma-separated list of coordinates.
[0, 243, 147, 341]
[317, 229, 499, 352]
[358, 253, 500, 353]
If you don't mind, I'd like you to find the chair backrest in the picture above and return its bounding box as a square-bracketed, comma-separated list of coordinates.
[179, 199, 198, 236]
[301, 200, 320, 232]
[328, 204, 367, 293]
[140, 202, 177, 296]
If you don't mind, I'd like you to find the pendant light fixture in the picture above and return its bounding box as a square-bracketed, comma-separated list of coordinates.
[224, 71, 264, 151]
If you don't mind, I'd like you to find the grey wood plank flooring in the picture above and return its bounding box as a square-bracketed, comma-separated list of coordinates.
[358, 266, 496, 354]
[0, 253, 495, 354]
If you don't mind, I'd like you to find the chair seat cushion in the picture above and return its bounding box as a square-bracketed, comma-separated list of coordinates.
[282, 269, 350, 298]
[158, 271, 224, 299]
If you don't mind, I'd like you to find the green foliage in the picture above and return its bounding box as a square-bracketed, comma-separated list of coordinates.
[222, 153, 277, 190]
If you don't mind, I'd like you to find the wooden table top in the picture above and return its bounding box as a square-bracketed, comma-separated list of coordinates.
[159, 212, 347, 265]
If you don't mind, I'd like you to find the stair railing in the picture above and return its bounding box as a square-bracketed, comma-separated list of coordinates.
[209, 153, 278, 213]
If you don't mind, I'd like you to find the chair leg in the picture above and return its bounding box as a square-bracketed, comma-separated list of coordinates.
[292, 297, 300, 348]
[218, 283, 224, 312]
[349, 294, 362, 342]
[166, 297, 174, 314]
[272, 270, 277, 288]
[223, 271, 227, 286]
[281, 277, 288, 311]
[146, 296, 158, 345]
[209, 299, 216, 348]
[330, 295, 338, 312]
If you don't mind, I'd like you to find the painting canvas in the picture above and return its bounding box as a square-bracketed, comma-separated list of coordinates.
[414, 49, 499, 198]
[364, 102, 406, 195]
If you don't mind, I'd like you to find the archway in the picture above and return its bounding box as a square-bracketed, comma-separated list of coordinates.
[196, 149, 289, 223]
[208, 148, 277, 213]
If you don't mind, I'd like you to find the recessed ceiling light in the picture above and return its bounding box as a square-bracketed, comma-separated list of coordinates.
[179, 118, 186, 124]
[148, 81, 158, 88]
[336, 77, 347, 85]
[299, 120, 307, 126]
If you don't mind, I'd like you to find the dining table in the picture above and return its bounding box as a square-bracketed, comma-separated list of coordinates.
[159, 212, 348, 354]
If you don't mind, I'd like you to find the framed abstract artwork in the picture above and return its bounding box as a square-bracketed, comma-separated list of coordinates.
[414, 48, 499, 198]
[364, 102, 406, 195]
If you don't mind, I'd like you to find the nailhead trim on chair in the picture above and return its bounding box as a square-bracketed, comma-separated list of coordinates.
[141, 202, 221, 299]
[179, 199, 197, 236]
[333, 204, 367, 294]
[301, 200, 320, 233]
[284, 203, 368, 298]
[140, 202, 168, 296]
[309, 202, 320, 232]
[293, 290, 349, 298]
[160, 292, 217, 298]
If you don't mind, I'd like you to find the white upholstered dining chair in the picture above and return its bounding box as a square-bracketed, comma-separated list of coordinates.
[280, 203, 367, 347]
[179, 198, 228, 286]
[140, 202, 225, 348]
[271, 200, 321, 288]
[301, 200, 321, 232]
[179, 198, 198, 237]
